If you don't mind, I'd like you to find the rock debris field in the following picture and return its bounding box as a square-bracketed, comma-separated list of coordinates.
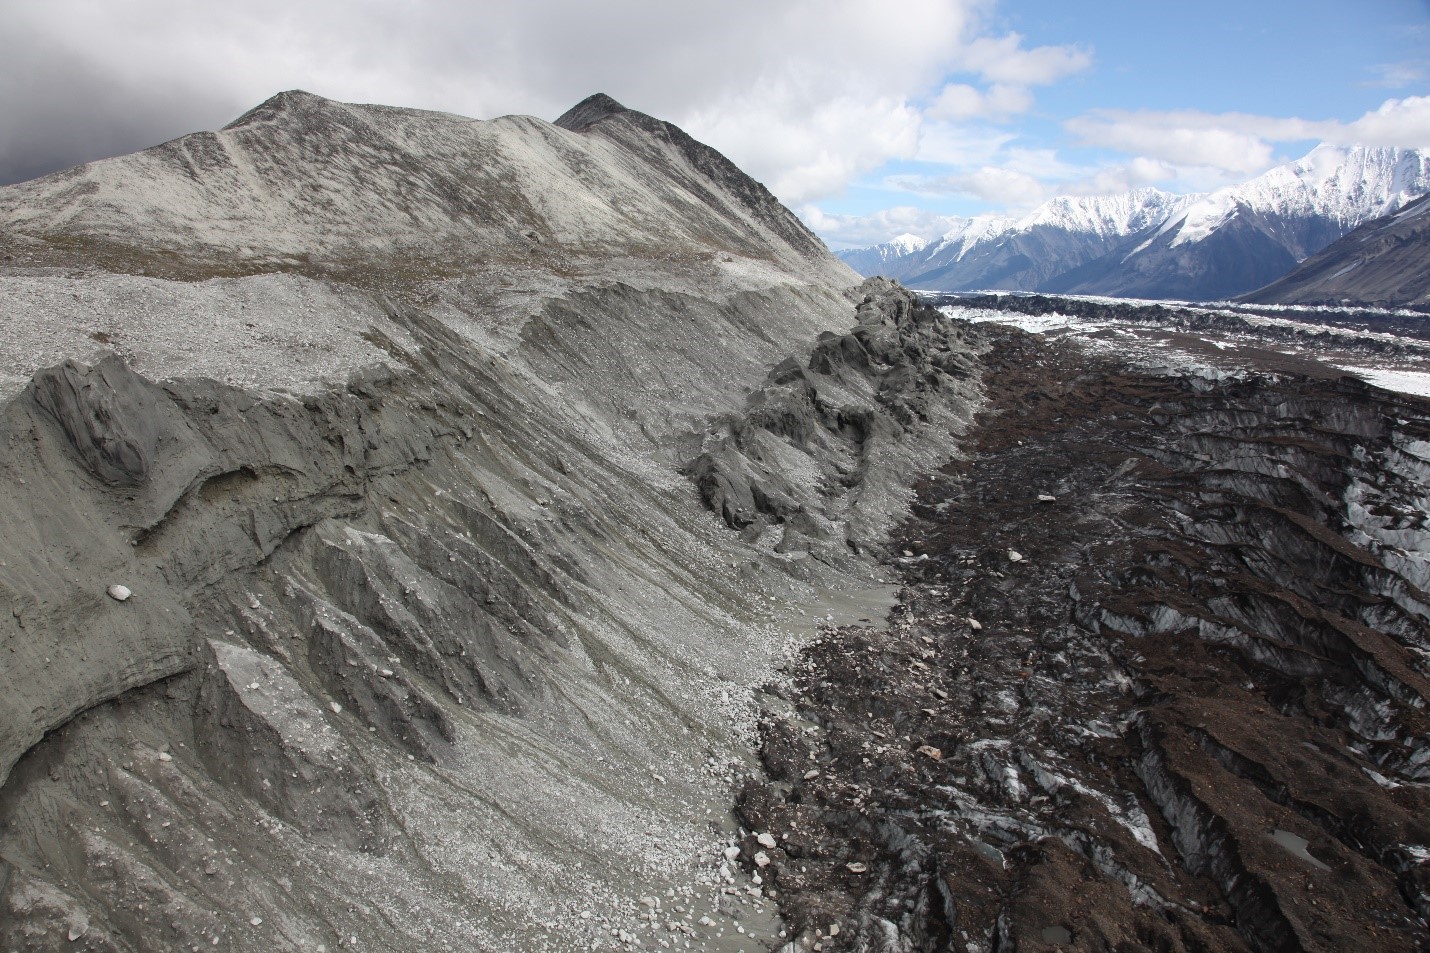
[742, 319, 1430, 952]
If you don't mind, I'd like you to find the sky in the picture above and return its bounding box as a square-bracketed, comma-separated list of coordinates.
[2, 0, 1428, 249]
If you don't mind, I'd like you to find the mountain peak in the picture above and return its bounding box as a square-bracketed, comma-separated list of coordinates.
[222, 89, 336, 131]
[1020, 188, 1191, 238]
[1165, 142, 1430, 251]
[888, 233, 928, 254]
[1243, 188, 1430, 308]
[554, 94, 631, 132]
[1, 89, 846, 284]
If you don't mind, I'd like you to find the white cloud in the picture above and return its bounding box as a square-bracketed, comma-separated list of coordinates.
[0, 0, 984, 199]
[913, 122, 1018, 166]
[1065, 111, 1280, 175]
[928, 84, 985, 120]
[889, 166, 1046, 207]
[1054, 157, 1179, 197]
[688, 93, 923, 203]
[799, 204, 972, 248]
[1066, 97, 1430, 183]
[928, 82, 1032, 121]
[1366, 61, 1429, 89]
[942, 167, 1047, 206]
[960, 33, 1092, 87]
[892, 144, 1165, 203]
[926, 32, 1089, 124]
[1340, 96, 1430, 149]
[999, 147, 1086, 182]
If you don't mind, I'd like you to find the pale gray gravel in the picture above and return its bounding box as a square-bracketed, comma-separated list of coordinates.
[0, 271, 414, 399]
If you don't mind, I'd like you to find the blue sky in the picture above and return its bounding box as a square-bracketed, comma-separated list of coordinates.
[806, 0, 1430, 246]
[1008, 1, 1427, 117]
[2, 0, 1428, 249]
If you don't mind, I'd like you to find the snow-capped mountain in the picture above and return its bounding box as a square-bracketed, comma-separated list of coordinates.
[1051, 145, 1430, 300]
[1021, 188, 1193, 238]
[835, 233, 929, 275]
[1166, 145, 1429, 253]
[917, 215, 1017, 266]
[839, 145, 1430, 302]
[854, 188, 1192, 292]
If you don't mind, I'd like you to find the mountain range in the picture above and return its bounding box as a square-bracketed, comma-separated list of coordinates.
[839, 145, 1430, 302]
[834, 232, 929, 275]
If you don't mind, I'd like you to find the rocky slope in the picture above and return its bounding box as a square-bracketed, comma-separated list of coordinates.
[1242, 191, 1430, 310]
[0, 90, 848, 288]
[0, 93, 986, 952]
[7, 87, 1427, 953]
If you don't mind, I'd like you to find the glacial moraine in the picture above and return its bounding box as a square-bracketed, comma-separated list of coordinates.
[745, 315, 1430, 953]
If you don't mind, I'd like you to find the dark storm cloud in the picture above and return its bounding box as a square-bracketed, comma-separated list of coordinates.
[0, 23, 244, 184]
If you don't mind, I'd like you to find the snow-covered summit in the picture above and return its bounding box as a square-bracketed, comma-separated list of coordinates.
[832, 143, 1429, 300]
[886, 233, 928, 256]
[927, 215, 1017, 261]
[845, 188, 1195, 275]
[1166, 145, 1430, 250]
[1021, 188, 1195, 239]
[835, 232, 934, 274]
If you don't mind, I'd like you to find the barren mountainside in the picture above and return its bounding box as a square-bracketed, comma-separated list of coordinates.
[0, 90, 848, 286]
[1243, 190, 1430, 309]
[0, 92, 980, 953]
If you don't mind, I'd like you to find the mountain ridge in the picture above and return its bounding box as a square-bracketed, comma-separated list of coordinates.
[0, 90, 924, 952]
[1, 89, 851, 287]
[838, 144, 1430, 301]
[834, 232, 929, 275]
[1241, 189, 1430, 309]
[838, 188, 1195, 291]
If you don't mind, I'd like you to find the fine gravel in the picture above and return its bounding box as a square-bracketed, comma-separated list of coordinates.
[0, 271, 412, 399]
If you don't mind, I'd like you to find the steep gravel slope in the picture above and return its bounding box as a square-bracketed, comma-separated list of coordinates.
[0, 91, 848, 288]
[0, 95, 979, 952]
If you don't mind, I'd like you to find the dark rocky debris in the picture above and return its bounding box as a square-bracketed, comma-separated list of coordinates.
[743, 321, 1430, 952]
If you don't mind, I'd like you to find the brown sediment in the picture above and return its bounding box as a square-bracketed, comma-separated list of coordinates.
[746, 322, 1430, 952]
